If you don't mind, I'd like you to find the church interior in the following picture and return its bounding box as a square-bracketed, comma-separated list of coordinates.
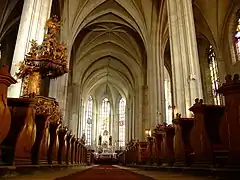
[0, 0, 240, 179]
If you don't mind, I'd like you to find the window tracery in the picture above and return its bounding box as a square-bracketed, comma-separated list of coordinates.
[101, 98, 110, 134]
[208, 46, 221, 105]
[119, 98, 126, 147]
[86, 96, 93, 145]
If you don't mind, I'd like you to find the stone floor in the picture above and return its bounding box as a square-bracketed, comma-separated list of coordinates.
[116, 166, 214, 180]
[0, 165, 221, 180]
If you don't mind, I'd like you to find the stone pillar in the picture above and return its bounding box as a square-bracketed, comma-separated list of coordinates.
[166, 0, 203, 117]
[8, 0, 52, 98]
[142, 86, 149, 131]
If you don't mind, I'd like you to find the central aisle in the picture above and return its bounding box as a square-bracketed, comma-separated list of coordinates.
[55, 165, 154, 180]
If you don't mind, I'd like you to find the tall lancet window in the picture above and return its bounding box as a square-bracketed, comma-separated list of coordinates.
[86, 96, 93, 145]
[208, 46, 221, 105]
[234, 11, 240, 62]
[164, 67, 173, 124]
[119, 98, 126, 147]
[101, 98, 110, 133]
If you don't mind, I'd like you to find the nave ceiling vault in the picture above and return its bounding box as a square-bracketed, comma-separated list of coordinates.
[67, 0, 151, 99]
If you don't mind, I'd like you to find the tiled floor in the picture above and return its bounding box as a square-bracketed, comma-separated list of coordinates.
[2, 165, 216, 180]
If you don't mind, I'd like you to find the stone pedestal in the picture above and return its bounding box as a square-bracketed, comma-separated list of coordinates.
[161, 127, 175, 165]
[1, 97, 36, 165]
[217, 74, 240, 166]
[57, 127, 67, 164]
[189, 99, 225, 167]
[173, 117, 194, 166]
[0, 65, 17, 144]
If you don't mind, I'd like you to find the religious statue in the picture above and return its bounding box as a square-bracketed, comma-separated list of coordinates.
[109, 135, 112, 146]
[98, 134, 102, 146]
[81, 133, 86, 145]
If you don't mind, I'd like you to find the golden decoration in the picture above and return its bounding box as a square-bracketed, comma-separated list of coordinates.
[16, 16, 68, 96]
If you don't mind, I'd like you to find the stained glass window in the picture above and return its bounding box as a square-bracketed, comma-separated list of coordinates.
[208, 46, 221, 105]
[235, 11, 240, 61]
[119, 98, 126, 147]
[86, 96, 93, 145]
[101, 98, 110, 133]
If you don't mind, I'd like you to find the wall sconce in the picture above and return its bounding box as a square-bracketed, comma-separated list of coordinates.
[145, 129, 151, 137]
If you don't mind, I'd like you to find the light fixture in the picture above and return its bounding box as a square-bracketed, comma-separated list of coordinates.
[145, 129, 151, 137]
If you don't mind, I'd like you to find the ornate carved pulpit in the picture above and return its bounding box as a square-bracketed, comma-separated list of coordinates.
[13, 16, 68, 165]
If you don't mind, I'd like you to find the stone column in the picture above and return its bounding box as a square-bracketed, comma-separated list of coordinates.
[8, 0, 53, 98]
[142, 85, 149, 130]
[166, 0, 203, 117]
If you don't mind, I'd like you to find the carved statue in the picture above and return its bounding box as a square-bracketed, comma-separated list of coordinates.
[109, 135, 112, 146]
[98, 134, 102, 146]
[81, 133, 86, 145]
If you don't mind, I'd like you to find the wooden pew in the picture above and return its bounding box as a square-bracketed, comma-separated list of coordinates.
[173, 114, 194, 166]
[0, 65, 17, 145]
[217, 74, 240, 166]
[189, 98, 225, 167]
[1, 97, 36, 165]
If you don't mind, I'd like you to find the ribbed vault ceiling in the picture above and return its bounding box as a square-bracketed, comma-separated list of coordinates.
[69, 0, 148, 100]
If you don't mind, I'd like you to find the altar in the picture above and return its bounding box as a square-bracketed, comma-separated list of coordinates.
[93, 132, 118, 164]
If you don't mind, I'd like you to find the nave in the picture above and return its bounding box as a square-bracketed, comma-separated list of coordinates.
[6, 165, 214, 180]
